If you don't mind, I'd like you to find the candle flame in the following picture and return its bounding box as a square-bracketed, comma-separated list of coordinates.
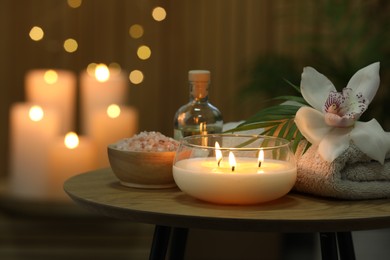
[64, 132, 79, 149]
[258, 149, 264, 167]
[44, 70, 58, 84]
[95, 63, 110, 82]
[107, 104, 121, 118]
[229, 151, 236, 172]
[215, 142, 222, 166]
[29, 105, 44, 122]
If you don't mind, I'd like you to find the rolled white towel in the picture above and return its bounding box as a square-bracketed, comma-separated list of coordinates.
[295, 143, 390, 200]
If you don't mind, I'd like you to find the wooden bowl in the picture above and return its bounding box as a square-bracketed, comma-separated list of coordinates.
[107, 144, 176, 189]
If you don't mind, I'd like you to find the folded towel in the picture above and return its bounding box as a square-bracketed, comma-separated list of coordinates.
[295, 143, 390, 200]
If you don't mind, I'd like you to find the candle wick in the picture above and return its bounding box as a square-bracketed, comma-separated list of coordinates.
[217, 158, 222, 167]
[258, 161, 262, 168]
[231, 166, 235, 172]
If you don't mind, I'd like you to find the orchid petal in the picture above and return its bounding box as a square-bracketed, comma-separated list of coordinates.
[350, 119, 390, 164]
[346, 62, 380, 104]
[294, 107, 332, 145]
[324, 113, 355, 127]
[300, 67, 336, 111]
[318, 127, 351, 162]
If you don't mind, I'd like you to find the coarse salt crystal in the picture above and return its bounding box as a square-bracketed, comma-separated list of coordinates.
[114, 131, 179, 152]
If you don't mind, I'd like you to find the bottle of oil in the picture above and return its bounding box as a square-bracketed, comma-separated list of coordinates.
[173, 70, 223, 140]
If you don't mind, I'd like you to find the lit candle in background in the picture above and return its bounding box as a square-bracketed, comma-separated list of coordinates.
[9, 103, 60, 200]
[8, 64, 138, 200]
[80, 63, 128, 135]
[49, 132, 95, 201]
[90, 104, 138, 168]
[25, 69, 76, 134]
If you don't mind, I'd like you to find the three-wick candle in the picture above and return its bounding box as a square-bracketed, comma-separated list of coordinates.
[173, 142, 297, 204]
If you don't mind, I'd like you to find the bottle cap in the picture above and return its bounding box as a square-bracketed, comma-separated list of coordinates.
[188, 70, 210, 82]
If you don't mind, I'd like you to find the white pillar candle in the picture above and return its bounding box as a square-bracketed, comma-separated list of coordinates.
[90, 104, 138, 168]
[25, 69, 76, 134]
[48, 132, 96, 201]
[9, 103, 60, 200]
[80, 64, 128, 135]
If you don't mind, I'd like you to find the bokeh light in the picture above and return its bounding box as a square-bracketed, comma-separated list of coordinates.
[29, 106, 44, 122]
[129, 24, 144, 39]
[64, 132, 79, 149]
[129, 70, 144, 84]
[86, 63, 97, 76]
[95, 63, 110, 82]
[107, 104, 121, 119]
[43, 70, 58, 84]
[29, 26, 44, 41]
[152, 7, 167, 21]
[108, 62, 122, 76]
[137, 45, 151, 60]
[63, 38, 78, 53]
[67, 0, 82, 8]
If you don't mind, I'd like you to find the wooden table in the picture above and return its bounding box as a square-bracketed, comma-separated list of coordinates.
[64, 168, 390, 260]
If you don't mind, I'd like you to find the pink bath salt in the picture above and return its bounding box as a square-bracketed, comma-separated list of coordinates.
[115, 131, 179, 152]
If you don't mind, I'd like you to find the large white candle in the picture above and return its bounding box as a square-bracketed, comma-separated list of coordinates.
[25, 69, 76, 134]
[49, 132, 96, 201]
[9, 103, 60, 200]
[80, 64, 128, 135]
[90, 104, 138, 168]
[173, 157, 297, 205]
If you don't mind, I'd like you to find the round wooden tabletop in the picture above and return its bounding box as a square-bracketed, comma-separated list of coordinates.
[64, 168, 390, 233]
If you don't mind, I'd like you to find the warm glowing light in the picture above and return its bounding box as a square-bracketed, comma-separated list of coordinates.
[44, 70, 58, 84]
[258, 149, 264, 167]
[86, 63, 97, 76]
[129, 70, 144, 84]
[107, 104, 121, 119]
[29, 26, 44, 41]
[229, 151, 236, 172]
[95, 64, 110, 82]
[64, 132, 79, 149]
[63, 38, 78, 53]
[67, 0, 82, 8]
[108, 62, 121, 76]
[29, 106, 44, 122]
[152, 6, 167, 21]
[129, 24, 144, 39]
[215, 142, 222, 166]
[137, 45, 151, 60]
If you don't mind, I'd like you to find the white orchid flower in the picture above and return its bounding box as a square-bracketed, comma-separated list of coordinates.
[295, 62, 390, 164]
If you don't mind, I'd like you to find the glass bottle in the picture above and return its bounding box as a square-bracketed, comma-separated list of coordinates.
[173, 70, 223, 140]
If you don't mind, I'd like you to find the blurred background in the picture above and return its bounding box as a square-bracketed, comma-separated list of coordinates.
[1, 0, 390, 259]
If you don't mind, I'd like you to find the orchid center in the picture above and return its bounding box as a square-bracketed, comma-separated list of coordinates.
[327, 103, 340, 115]
[323, 88, 368, 128]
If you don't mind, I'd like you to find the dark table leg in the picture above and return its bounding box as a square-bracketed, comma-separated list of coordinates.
[320, 232, 339, 260]
[149, 225, 171, 260]
[337, 232, 356, 260]
[169, 227, 189, 260]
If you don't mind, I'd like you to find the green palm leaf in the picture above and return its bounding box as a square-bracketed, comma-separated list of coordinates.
[272, 95, 308, 104]
[225, 93, 310, 153]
